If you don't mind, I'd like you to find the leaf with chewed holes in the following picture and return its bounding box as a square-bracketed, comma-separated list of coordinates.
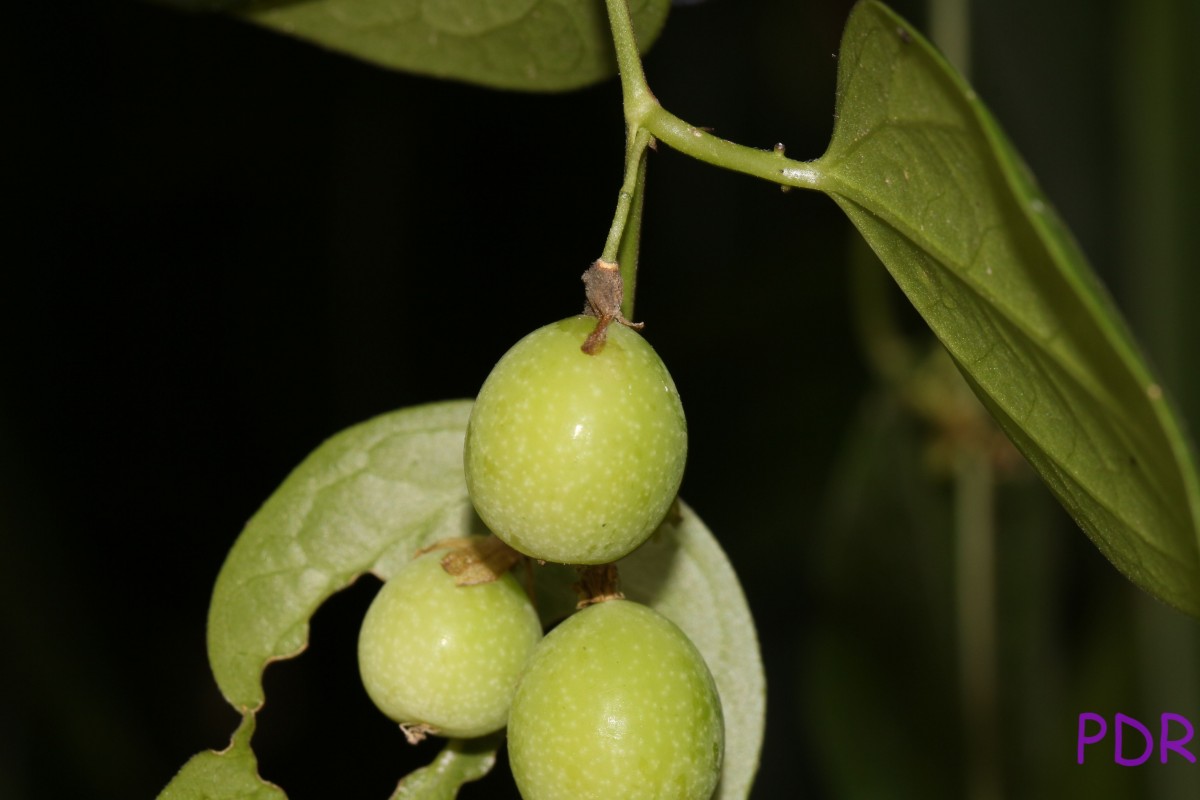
[207, 400, 481, 712]
[158, 715, 283, 800]
[162, 399, 763, 798]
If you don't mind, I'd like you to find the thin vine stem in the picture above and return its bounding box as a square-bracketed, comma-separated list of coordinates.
[643, 106, 823, 190]
[614, 144, 648, 322]
[603, 0, 655, 117]
[600, 127, 653, 265]
[598, 0, 825, 314]
[602, 0, 824, 190]
[954, 447, 1001, 800]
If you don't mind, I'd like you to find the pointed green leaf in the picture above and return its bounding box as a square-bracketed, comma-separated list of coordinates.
[236, 0, 670, 92]
[158, 715, 284, 800]
[391, 734, 500, 799]
[816, 0, 1200, 614]
[207, 400, 480, 712]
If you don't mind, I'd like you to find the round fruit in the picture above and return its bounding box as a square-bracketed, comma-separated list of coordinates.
[464, 315, 687, 565]
[507, 599, 723, 800]
[356, 545, 542, 738]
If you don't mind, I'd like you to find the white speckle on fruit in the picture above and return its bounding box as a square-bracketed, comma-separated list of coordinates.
[507, 600, 723, 800]
[357, 547, 542, 738]
[464, 316, 687, 564]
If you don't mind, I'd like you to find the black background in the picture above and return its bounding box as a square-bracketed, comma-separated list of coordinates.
[6, 0, 1198, 798]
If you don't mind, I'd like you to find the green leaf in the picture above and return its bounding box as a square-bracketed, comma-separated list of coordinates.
[158, 715, 284, 800]
[391, 734, 500, 799]
[236, 0, 671, 92]
[179, 399, 762, 798]
[816, 1, 1200, 615]
[208, 400, 479, 712]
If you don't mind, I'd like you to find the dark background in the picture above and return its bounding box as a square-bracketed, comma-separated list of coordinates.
[4, 0, 1199, 798]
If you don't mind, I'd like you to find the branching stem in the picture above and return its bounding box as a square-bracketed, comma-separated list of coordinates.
[598, 0, 825, 314]
[602, 0, 824, 189]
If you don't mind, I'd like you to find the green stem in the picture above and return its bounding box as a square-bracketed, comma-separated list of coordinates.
[928, 0, 971, 77]
[604, 0, 822, 189]
[599, 0, 826, 317]
[615, 145, 648, 322]
[954, 447, 1001, 800]
[643, 106, 823, 190]
[600, 128, 652, 265]
[603, 0, 655, 117]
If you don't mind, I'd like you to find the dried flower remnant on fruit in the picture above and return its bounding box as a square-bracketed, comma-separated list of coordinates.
[507, 600, 724, 800]
[574, 564, 624, 608]
[463, 315, 688, 565]
[357, 545, 542, 739]
[399, 722, 435, 745]
[433, 536, 524, 586]
[581, 259, 642, 354]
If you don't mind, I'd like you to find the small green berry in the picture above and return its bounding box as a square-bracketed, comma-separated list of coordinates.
[507, 599, 724, 800]
[356, 545, 542, 739]
[464, 315, 687, 565]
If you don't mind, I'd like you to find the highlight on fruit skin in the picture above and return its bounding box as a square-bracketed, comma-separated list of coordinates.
[356, 544, 542, 739]
[464, 314, 687, 565]
[506, 598, 724, 800]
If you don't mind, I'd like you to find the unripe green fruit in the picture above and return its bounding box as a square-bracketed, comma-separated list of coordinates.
[507, 599, 724, 800]
[356, 546, 542, 738]
[464, 315, 687, 565]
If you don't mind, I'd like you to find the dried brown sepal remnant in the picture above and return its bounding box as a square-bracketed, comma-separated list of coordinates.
[581, 259, 643, 355]
[573, 563, 625, 608]
[418, 536, 523, 586]
[400, 722, 437, 745]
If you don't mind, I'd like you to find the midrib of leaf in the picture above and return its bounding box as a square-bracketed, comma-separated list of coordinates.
[816, 0, 1200, 615]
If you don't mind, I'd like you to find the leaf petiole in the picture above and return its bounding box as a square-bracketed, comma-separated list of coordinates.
[602, 0, 825, 192]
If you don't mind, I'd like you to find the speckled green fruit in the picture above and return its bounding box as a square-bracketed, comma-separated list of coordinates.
[357, 546, 542, 738]
[464, 315, 687, 565]
[507, 599, 723, 800]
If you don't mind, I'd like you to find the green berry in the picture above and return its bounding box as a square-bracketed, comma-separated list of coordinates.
[356, 546, 542, 738]
[507, 599, 724, 800]
[464, 315, 687, 565]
